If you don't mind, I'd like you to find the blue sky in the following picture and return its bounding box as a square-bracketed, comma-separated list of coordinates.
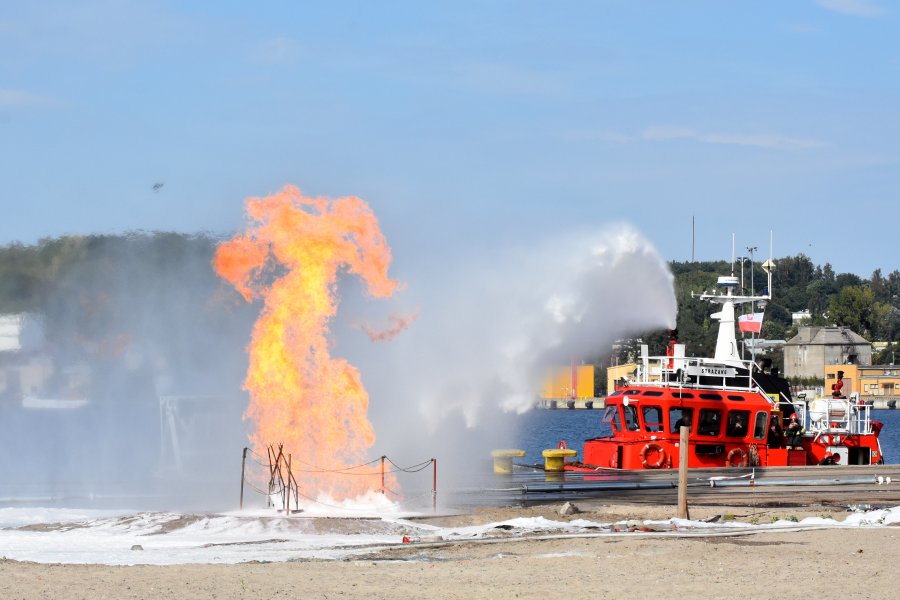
[1, 0, 898, 276]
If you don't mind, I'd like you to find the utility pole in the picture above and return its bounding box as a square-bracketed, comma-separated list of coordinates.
[747, 246, 758, 363]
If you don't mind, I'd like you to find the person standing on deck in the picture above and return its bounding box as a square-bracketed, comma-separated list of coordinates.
[784, 413, 804, 449]
[767, 416, 783, 448]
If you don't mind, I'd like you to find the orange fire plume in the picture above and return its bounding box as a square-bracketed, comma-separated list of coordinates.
[214, 185, 401, 498]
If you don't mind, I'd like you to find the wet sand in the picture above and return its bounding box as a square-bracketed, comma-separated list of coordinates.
[2, 503, 897, 599]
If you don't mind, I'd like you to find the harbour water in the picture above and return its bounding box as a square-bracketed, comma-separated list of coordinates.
[514, 407, 900, 467]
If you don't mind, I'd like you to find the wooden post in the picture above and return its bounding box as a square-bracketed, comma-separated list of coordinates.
[381, 456, 385, 495]
[285, 454, 291, 514]
[239, 447, 247, 510]
[678, 426, 690, 520]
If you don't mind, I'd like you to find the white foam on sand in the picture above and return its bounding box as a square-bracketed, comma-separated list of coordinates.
[2, 504, 899, 565]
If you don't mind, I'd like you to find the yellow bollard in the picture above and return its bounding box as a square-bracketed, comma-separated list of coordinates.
[542, 448, 577, 472]
[491, 449, 526, 474]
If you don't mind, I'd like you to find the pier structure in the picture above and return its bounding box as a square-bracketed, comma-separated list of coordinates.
[536, 397, 606, 410]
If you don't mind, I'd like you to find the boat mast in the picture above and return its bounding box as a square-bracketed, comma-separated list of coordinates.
[696, 239, 775, 368]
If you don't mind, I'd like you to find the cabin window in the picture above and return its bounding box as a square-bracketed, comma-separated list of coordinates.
[669, 407, 693, 433]
[727, 395, 745, 401]
[602, 406, 621, 432]
[725, 410, 750, 437]
[698, 409, 722, 436]
[674, 392, 694, 399]
[753, 411, 768, 440]
[699, 393, 723, 400]
[642, 406, 663, 432]
[609, 390, 624, 397]
[643, 391, 663, 397]
[623, 404, 640, 431]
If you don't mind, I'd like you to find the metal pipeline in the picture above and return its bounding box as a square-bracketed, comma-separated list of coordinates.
[522, 481, 676, 494]
[709, 476, 877, 488]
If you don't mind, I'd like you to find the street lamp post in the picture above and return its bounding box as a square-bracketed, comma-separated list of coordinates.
[746, 246, 758, 363]
[737, 256, 748, 296]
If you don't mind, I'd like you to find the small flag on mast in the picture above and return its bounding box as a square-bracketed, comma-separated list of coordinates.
[738, 312, 764, 334]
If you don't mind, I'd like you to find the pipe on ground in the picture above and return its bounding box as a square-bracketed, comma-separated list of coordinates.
[710, 476, 876, 488]
[523, 481, 676, 494]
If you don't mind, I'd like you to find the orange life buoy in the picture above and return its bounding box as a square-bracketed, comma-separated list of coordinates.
[640, 443, 666, 469]
[726, 447, 748, 467]
[558, 440, 568, 450]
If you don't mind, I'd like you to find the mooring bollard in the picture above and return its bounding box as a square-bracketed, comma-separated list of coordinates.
[491, 449, 526, 474]
[542, 448, 577, 472]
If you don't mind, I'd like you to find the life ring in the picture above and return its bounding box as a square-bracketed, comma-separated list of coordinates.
[558, 440, 568, 450]
[726, 447, 748, 467]
[640, 443, 666, 469]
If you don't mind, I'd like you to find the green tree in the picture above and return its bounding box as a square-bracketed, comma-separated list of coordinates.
[826, 285, 893, 340]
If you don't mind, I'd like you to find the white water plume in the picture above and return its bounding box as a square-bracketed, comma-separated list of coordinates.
[333, 223, 676, 489]
[357, 224, 676, 427]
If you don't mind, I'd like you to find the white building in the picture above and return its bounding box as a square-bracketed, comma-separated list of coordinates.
[0, 314, 44, 353]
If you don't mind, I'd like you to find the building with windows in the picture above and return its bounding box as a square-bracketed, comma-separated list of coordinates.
[783, 326, 871, 380]
[825, 364, 900, 398]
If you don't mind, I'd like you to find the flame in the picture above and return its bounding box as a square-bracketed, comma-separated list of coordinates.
[214, 185, 401, 498]
[358, 310, 420, 342]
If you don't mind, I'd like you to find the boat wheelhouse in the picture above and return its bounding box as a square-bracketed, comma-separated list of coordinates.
[566, 257, 884, 471]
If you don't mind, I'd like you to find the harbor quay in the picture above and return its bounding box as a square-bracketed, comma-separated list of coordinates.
[536, 397, 607, 409]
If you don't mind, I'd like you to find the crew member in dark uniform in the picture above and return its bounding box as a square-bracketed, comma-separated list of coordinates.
[767, 416, 783, 448]
[784, 413, 804, 449]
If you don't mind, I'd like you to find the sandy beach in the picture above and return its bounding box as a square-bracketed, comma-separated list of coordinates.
[2, 503, 897, 600]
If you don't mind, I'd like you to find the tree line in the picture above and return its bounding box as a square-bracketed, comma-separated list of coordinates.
[3, 235, 899, 390]
[617, 255, 900, 381]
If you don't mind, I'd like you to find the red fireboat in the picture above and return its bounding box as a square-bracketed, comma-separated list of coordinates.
[566, 258, 884, 471]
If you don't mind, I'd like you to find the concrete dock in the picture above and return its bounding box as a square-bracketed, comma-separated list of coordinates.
[466, 464, 900, 509]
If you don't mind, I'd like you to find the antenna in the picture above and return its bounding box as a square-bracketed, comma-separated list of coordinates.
[692, 215, 695, 262]
[731, 234, 735, 275]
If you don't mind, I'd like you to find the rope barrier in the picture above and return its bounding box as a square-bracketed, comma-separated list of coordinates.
[288, 457, 384, 473]
[385, 457, 435, 473]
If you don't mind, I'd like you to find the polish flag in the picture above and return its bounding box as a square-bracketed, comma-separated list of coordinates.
[738, 312, 764, 333]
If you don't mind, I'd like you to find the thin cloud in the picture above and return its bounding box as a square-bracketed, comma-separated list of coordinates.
[641, 126, 828, 149]
[569, 127, 828, 150]
[0, 89, 53, 110]
[564, 130, 636, 143]
[815, 0, 885, 17]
